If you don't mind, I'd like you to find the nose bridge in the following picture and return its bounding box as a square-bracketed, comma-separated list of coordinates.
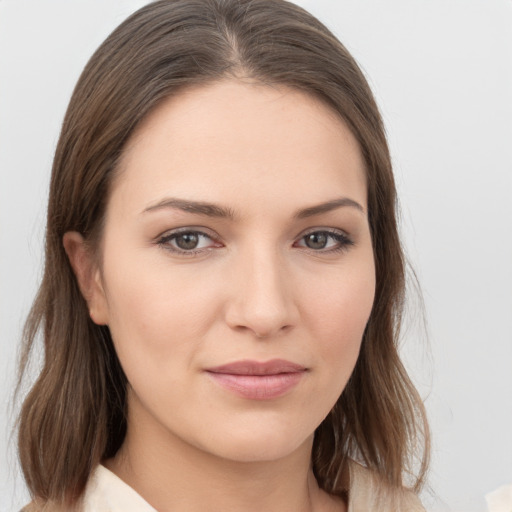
[226, 240, 296, 337]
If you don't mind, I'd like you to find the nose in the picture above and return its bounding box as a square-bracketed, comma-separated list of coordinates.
[224, 245, 298, 339]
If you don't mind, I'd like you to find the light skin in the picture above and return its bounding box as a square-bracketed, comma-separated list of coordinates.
[64, 80, 376, 512]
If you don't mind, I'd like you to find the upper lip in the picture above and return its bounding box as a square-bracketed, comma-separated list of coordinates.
[206, 359, 306, 376]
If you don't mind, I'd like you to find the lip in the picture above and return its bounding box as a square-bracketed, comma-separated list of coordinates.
[205, 359, 307, 400]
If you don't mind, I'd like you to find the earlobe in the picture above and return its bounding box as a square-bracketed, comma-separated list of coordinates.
[62, 231, 109, 325]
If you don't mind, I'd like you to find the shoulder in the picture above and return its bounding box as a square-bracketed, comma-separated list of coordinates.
[22, 465, 159, 512]
[347, 460, 426, 512]
[81, 465, 157, 512]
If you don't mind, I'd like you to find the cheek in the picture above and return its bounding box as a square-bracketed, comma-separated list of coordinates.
[302, 257, 375, 381]
[100, 250, 220, 375]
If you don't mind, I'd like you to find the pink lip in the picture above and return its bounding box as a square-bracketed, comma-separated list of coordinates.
[205, 359, 307, 400]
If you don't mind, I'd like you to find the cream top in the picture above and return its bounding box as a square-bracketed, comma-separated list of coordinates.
[81, 463, 425, 512]
[82, 465, 157, 512]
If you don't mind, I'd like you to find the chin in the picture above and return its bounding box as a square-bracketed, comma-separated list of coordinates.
[194, 423, 314, 463]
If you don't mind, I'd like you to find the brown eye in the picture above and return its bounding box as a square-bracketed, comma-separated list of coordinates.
[295, 230, 354, 253]
[304, 232, 328, 250]
[174, 232, 200, 250]
[158, 230, 221, 254]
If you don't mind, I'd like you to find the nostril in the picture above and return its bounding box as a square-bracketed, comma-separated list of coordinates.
[252, 323, 293, 339]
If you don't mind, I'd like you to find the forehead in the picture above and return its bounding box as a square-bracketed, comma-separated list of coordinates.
[113, 79, 367, 216]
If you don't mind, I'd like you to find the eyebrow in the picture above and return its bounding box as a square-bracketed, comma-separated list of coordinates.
[142, 196, 364, 219]
[143, 197, 236, 218]
[295, 197, 365, 218]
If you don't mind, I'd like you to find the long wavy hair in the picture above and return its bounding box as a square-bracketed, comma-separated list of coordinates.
[17, 0, 429, 508]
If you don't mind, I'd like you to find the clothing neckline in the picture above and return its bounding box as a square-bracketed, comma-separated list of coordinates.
[83, 464, 157, 511]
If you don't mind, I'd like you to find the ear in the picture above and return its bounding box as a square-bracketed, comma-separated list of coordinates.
[63, 231, 109, 325]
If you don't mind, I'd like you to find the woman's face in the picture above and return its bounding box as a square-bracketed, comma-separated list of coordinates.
[88, 80, 375, 462]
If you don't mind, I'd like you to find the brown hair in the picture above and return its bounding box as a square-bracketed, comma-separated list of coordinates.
[17, 0, 429, 507]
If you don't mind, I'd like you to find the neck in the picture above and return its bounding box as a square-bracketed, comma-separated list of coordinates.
[104, 393, 345, 512]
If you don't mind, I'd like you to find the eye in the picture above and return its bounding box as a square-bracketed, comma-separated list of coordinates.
[157, 229, 221, 254]
[294, 230, 353, 252]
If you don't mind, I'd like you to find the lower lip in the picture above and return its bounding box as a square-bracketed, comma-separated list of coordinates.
[206, 372, 304, 400]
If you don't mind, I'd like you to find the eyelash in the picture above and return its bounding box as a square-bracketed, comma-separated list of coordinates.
[293, 229, 354, 254]
[156, 228, 354, 256]
[157, 228, 221, 256]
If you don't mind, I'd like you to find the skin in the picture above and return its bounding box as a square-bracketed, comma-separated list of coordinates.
[64, 80, 376, 512]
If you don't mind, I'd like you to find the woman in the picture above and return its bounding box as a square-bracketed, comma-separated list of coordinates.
[17, 0, 429, 510]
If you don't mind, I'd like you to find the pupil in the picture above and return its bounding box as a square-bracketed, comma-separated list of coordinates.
[176, 233, 199, 250]
[306, 232, 328, 249]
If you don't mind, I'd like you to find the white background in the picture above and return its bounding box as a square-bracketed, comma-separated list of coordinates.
[1, 1, 511, 511]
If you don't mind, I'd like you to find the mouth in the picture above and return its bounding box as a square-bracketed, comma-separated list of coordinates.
[205, 359, 307, 400]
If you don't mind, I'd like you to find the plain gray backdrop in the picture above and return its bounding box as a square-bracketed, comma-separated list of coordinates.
[1, 1, 511, 511]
